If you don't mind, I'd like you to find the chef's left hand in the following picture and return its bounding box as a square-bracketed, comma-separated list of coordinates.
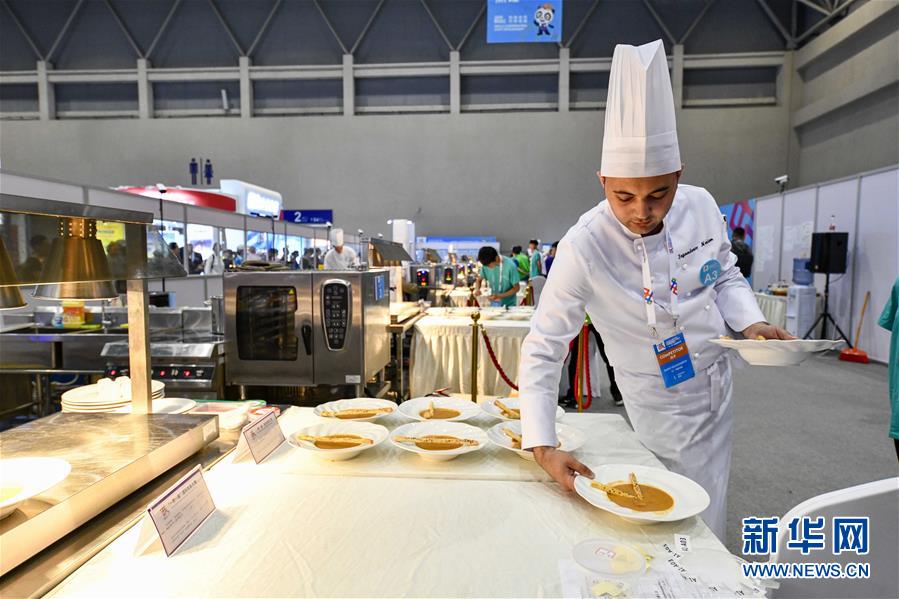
[741, 321, 795, 340]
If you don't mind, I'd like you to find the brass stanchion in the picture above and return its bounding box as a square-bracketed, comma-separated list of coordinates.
[470, 311, 480, 404]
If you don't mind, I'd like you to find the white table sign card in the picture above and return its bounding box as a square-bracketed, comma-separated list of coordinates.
[233, 411, 286, 464]
[140, 465, 216, 557]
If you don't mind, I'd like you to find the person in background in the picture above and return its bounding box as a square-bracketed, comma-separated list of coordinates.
[168, 241, 180, 260]
[266, 248, 278, 263]
[475, 246, 520, 308]
[246, 246, 259, 261]
[878, 276, 899, 462]
[528, 239, 544, 279]
[511, 245, 530, 282]
[222, 249, 236, 270]
[181, 243, 203, 274]
[545, 241, 558, 274]
[324, 228, 359, 270]
[730, 227, 753, 278]
[315, 248, 324, 269]
[289, 251, 300, 269]
[301, 248, 315, 270]
[18, 234, 50, 281]
[234, 246, 245, 266]
[203, 243, 224, 275]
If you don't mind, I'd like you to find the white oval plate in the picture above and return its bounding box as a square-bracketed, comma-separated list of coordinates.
[390, 421, 488, 461]
[398, 396, 482, 422]
[573, 464, 710, 525]
[313, 398, 397, 422]
[481, 397, 564, 422]
[114, 398, 197, 414]
[709, 338, 844, 366]
[0, 457, 72, 519]
[487, 420, 585, 461]
[61, 380, 165, 404]
[288, 422, 388, 461]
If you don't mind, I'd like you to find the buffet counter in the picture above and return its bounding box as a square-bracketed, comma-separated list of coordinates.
[46, 406, 731, 598]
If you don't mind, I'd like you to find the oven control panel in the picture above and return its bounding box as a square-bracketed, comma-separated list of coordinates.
[322, 280, 351, 351]
[105, 365, 213, 381]
[416, 269, 429, 287]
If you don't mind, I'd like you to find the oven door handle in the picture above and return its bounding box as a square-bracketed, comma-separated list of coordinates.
[301, 323, 313, 356]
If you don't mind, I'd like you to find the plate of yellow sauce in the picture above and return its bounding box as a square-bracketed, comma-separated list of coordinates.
[574, 464, 709, 525]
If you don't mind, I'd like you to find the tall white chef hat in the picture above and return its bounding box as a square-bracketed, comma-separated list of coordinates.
[330, 228, 344, 246]
[600, 39, 681, 178]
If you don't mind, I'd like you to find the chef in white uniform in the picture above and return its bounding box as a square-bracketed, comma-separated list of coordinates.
[323, 228, 359, 270]
[519, 40, 792, 539]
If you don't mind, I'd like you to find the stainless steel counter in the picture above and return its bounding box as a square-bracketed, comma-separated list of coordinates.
[0, 414, 225, 597]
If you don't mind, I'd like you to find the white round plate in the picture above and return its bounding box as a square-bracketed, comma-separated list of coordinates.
[481, 397, 564, 421]
[398, 396, 482, 422]
[61, 380, 165, 404]
[0, 457, 72, 519]
[573, 464, 710, 525]
[62, 403, 130, 413]
[313, 398, 397, 422]
[288, 422, 388, 461]
[572, 539, 648, 579]
[709, 338, 844, 366]
[114, 398, 197, 414]
[390, 421, 488, 461]
[487, 420, 585, 461]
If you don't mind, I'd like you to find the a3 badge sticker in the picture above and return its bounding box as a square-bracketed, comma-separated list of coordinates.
[699, 259, 722, 286]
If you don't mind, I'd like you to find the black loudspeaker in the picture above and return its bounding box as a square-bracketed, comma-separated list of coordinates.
[809, 232, 848, 274]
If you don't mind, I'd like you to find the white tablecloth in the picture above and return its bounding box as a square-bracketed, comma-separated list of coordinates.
[410, 314, 532, 397]
[48, 408, 730, 598]
[755, 292, 787, 329]
[754, 292, 823, 332]
[410, 314, 605, 398]
[217, 407, 659, 483]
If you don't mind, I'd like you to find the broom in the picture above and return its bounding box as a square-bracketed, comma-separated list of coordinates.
[840, 291, 870, 363]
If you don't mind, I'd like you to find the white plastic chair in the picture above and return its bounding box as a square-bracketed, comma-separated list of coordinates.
[769, 477, 899, 599]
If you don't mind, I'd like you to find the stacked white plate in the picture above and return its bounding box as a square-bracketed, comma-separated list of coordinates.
[61, 378, 165, 413]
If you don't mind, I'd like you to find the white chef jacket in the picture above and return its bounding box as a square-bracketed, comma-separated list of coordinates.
[520, 184, 764, 449]
[323, 246, 358, 270]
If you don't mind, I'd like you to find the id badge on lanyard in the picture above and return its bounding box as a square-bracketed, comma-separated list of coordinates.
[639, 231, 695, 389]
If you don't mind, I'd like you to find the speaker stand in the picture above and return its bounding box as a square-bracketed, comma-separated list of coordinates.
[803, 272, 851, 343]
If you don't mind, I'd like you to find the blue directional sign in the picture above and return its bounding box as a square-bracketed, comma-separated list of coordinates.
[281, 210, 333, 225]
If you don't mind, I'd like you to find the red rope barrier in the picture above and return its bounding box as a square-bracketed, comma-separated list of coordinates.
[480, 325, 519, 392]
[582, 325, 593, 410]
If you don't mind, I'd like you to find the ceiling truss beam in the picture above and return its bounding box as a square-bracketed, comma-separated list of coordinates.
[102, 0, 144, 59]
[206, 0, 244, 57]
[46, 0, 85, 63]
[311, 0, 349, 55]
[0, 0, 45, 60]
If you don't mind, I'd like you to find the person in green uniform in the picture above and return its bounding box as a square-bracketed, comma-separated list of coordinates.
[528, 239, 544, 279]
[476, 246, 521, 308]
[512, 246, 530, 282]
[878, 276, 899, 462]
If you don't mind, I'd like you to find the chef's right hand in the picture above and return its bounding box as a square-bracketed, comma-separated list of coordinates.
[532, 446, 594, 491]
